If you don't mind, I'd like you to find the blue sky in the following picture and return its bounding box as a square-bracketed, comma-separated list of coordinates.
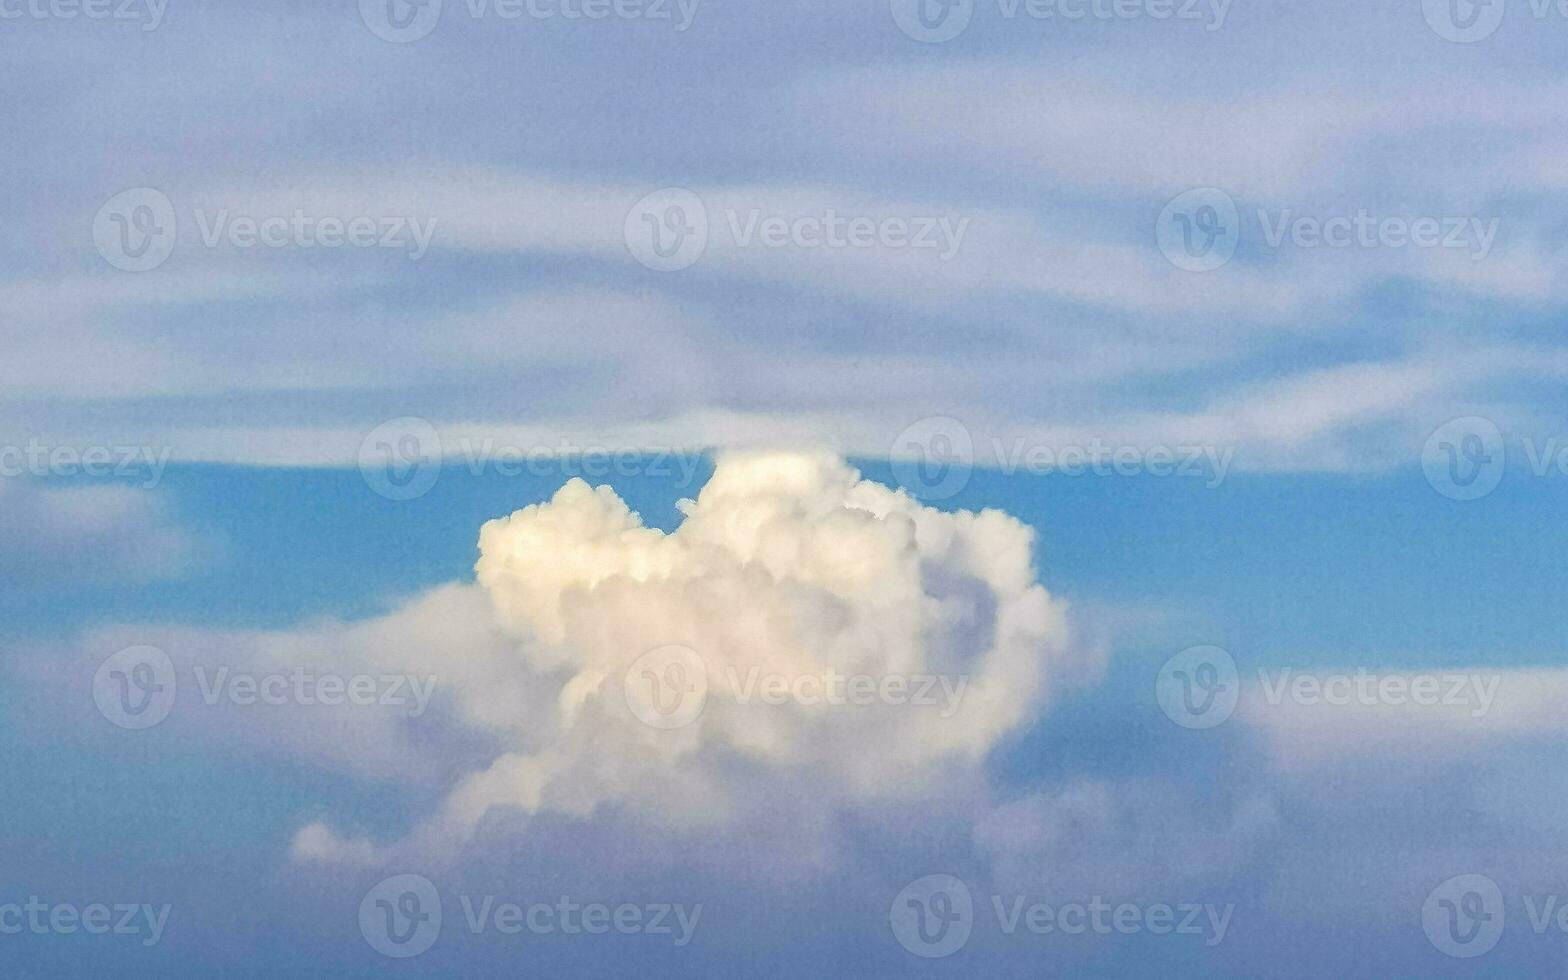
[4, 0, 1568, 976]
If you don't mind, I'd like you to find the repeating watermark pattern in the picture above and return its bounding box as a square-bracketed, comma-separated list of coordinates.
[891, 416, 1234, 501]
[94, 188, 437, 272]
[1423, 417, 1568, 500]
[0, 439, 171, 489]
[1422, 874, 1506, 957]
[92, 645, 178, 730]
[0, 899, 171, 946]
[357, 417, 710, 501]
[458, 895, 701, 945]
[1155, 645, 1239, 730]
[992, 895, 1232, 946]
[93, 188, 178, 273]
[890, 416, 975, 501]
[1423, 0, 1506, 41]
[890, 875, 974, 958]
[1158, 188, 1501, 271]
[359, 0, 702, 43]
[625, 188, 972, 272]
[190, 209, 436, 259]
[1158, 648, 1502, 730]
[1422, 417, 1504, 500]
[0, 0, 167, 30]
[729, 666, 969, 718]
[360, 875, 442, 959]
[93, 647, 437, 730]
[1256, 669, 1499, 717]
[359, 417, 444, 501]
[1155, 188, 1241, 273]
[191, 667, 437, 716]
[1257, 210, 1499, 259]
[890, 0, 1231, 43]
[625, 188, 708, 272]
[624, 644, 709, 730]
[621, 648, 972, 729]
[358, 875, 700, 958]
[454, 438, 707, 487]
[1423, 874, 1568, 958]
[891, 875, 1232, 958]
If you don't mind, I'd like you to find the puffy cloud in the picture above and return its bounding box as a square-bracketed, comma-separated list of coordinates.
[296, 451, 1074, 865]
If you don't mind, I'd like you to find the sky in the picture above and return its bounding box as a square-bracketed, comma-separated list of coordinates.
[3, 0, 1568, 976]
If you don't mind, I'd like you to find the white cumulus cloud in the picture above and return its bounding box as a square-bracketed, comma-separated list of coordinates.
[294, 451, 1078, 866]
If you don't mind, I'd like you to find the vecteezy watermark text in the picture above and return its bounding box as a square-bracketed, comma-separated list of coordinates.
[358, 874, 701, 958]
[889, 875, 1232, 958]
[621, 645, 972, 730]
[0, 0, 166, 29]
[93, 188, 437, 272]
[0, 439, 171, 489]
[358, 0, 703, 44]
[1156, 188, 1502, 271]
[357, 416, 710, 501]
[1156, 646, 1502, 729]
[889, 416, 1234, 501]
[0, 899, 170, 946]
[625, 188, 971, 272]
[93, 645, 438, 731]
[890, 0, 1231, 43]
[727, 666, 968, 717]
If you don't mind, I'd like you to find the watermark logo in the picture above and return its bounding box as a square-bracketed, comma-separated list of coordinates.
[189, 209, 436, 259]
[453, 439, 707, 487]
[1423, 874, 1504, 957]
[891, 417, 1233, 500]
[892, 877, 1230, 957]
[1423, 417, 1505, 501]
[93, 188, 178, 273]
[359, 423, 715, 500]
[94, 188, 436, 271]
[890, 0, 976, 41]
[626, 188, 709, 272]
[359, 417, 443, 501]
[458, 896, 701, 944]
[360, 0, 444, 42]
[727, 667, 968, 716]
[1156, 188, 1240, 272]
[93, 647, 439, 727]
[1257, 669, 1499, 717]
[993, 895, 1232, 945]
[0, 0, 168, 30]
[624, 644, 708, 729]
[361, 874, 443, 959]
[0, 439, 171, 489]
[625, 190, 971, 272]
[891, 0, 1229, 41]
[1160, 190, 1499, 269]
[93, 646, 177, 730]
[1423, 0, 1506, 42]
[891, 416, 975, 501]
[361, 0, 700, 40]
[1156, 645, 1238, 729]
[1257, 210, 1498, 260]
[890, 874, 974, 958]
[192, 667, 437, 716]
[0, 899, 170, 946]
